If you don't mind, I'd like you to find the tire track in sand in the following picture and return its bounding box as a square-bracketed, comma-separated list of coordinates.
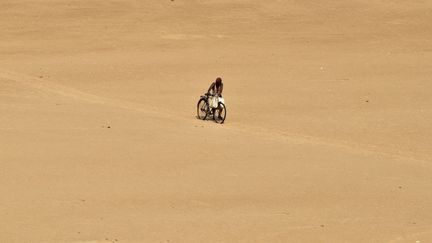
[0, 68, 172, 119]
[1, 68, 430, 163]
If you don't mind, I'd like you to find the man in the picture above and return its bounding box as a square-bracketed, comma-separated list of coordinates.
[207, 77, 223, 97]
[207, 77, 224, 119]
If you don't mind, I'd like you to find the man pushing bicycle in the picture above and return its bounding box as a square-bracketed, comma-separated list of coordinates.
[207, 77, 224, 119]
[197, 77, 226, 123]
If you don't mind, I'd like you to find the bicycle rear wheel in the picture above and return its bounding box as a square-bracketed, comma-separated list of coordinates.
[197, 98, 208, 120]
[214, 103, 226, 124]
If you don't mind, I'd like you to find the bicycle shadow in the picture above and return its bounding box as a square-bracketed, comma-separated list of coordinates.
[195, 114, 215, 121]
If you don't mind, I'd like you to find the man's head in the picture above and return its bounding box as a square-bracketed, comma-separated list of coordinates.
[215, 77, 222, 86]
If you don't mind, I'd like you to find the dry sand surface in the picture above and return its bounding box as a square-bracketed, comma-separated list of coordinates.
[1, 1, 432, 242]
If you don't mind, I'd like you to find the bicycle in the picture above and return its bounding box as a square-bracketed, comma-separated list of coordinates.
[196, 93, 227, 124]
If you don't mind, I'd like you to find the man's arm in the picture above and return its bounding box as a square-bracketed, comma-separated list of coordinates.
[207, 82, 215, 93]
[218, 83, 223, 96]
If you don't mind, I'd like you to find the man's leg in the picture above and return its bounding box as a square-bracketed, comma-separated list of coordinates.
[217, 106, 223, 119]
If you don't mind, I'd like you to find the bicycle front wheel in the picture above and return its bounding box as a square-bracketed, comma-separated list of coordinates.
[197, 98, 208, 120]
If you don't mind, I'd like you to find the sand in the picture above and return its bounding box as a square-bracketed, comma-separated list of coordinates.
[1, 1, 432, 242]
